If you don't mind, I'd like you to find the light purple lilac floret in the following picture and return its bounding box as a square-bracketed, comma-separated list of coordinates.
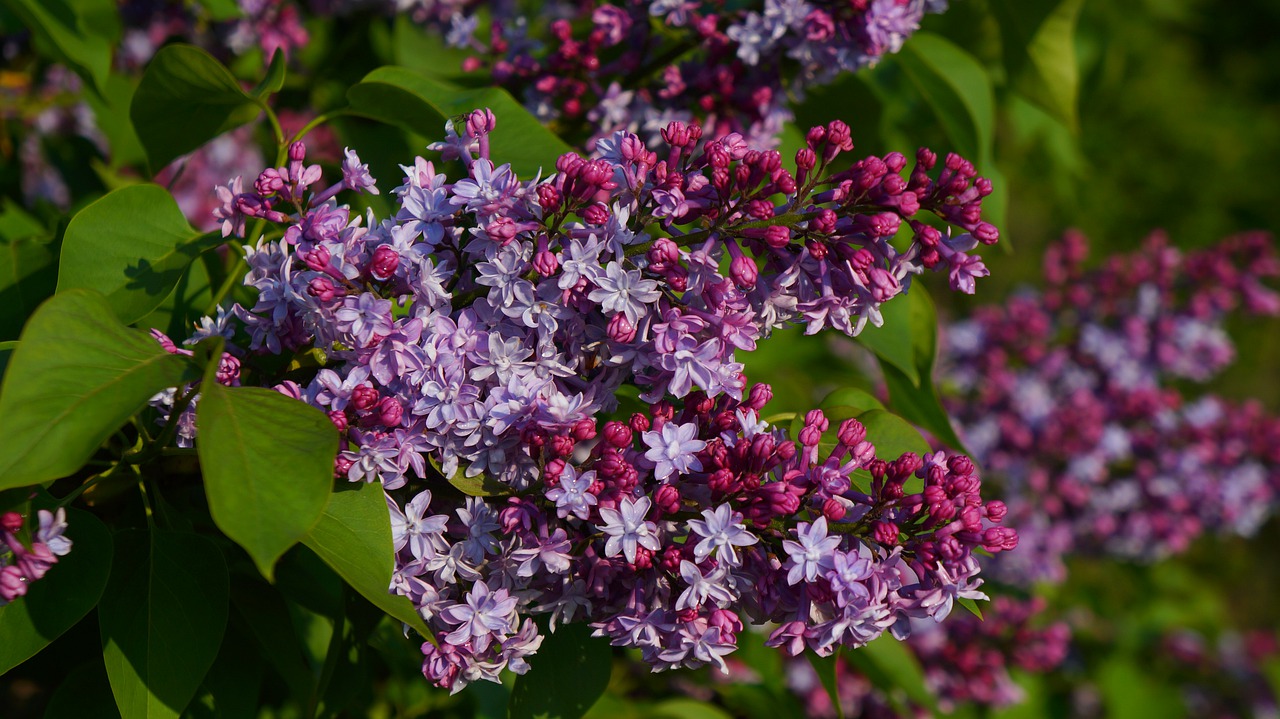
[150, 108, 1011, 692]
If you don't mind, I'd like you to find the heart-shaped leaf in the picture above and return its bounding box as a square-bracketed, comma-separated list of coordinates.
[0, 290, 191, 491]
[57, 184, 223, 325]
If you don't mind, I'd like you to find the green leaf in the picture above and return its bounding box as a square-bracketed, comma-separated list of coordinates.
[0, 200, 60, 341]
[86, 72, 147, 169]
[229, 582, 314, 702]
[855, 410, 930, 460]
[130, 44, 263, 172]
[0, 290, 191, 491]
[806, 650, 845, 719]
[197, 383, 337, 580]
[44, 661, 122, 719]
[992, 0, 1084, 133]
[819, 387, 885, 414]
[957, 596, 985, 620]
[0, 507, 112, 673]
[391, 15, 472, 82]
[509, 622, 613, 719]
[894, 32, 996, 167]
[57, 184, 222, 325]
[877, 288, 968, 453]
[136, 247, 214, 340]
[195, 622, 265, 719]
[252, 49, 287, 98]
[854, 294, 919, 386]
[1, 0, 115, 94]
[301, 482, 432, 637]
[346, 66, 575, 178]
[99, 529, 230, 719]
[1096, 658, 1186, 719]
[845, 634, 934, 711]
[429, 455, 510, 497]
[193, 0, 242, 21]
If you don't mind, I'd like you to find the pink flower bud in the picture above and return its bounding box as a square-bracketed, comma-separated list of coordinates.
[654, 484, 681, 515]
[307, 277, 341, 302]
[304, 245, 331, 272]
[377, 397, 403, 427]
[328, 410, 348, 431]
[837, 419, 866, 447]
[603, 421, 632, 448]
[288, 141, 307, 162]
[352, 385, 380, 411]
[872, 521, 899, 545]
[370, 246, 400, 280]
[821, 498, 846, 522]
[607, 313, 637, 343]
[730, 256, 758, 288]
[583, 203, 609, 225]
[1, 512, 23, 533]
[0, 565, 28, 601]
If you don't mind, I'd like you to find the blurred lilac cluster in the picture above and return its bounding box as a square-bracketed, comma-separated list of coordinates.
[0, 508, 72, 605]
[150, 110, 1010, 690]
[943, 230, 1280, 585]
[430, 0, 948, 147]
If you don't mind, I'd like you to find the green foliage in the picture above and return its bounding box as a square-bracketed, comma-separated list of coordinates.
[130, 44, 275, 172]
[806, 651, 845, 719]
[346, 66, 574, 178]
[99, 529, 230, 719]
[0, 506, 111, 674]
[57, 184, 223, 325]
[0, 0, 117, 94]
[197, 382, 338, 580]
[0, 200, 60, 341]
[0, 290, 191, 490]
[509, 622, 613, 719]
[301, 481, 432, 637]
[894, 32, 996, 167]
[844, 634, 935, 712]
[992, 0, 1085, 133]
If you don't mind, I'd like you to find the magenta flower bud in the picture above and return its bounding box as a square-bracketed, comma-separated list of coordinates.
[603, 422, 632, 448]
[583, 203, 609, 225]
[533, 249, 559, 276]
[333, 455, 353, 478]
[984, 527, 1019, 552]
[730, 256, 758, 288]
[352, 385, 380, 411]
[985, 500, 1008, 522]
[629, 413, 650, 433]
[747, 383, 773, 410]
[947, 455, 975, 476]
[647, 237, 681, 267]
[487, 216, 518, 243]
[872, 520, 899, 545]
[304, 245, 331, 272]
[327, 410, 348, 431]
[255, 168, 285, 196]
[0, 565, 28, 601]
[572, 419, 597, 441]
[654, 484, 681, 515]
[661, 121, 690, 148]
[555, 153, 583, 177]
[836, 419, 866, 447]
[795, 147, 817, 172]
[466, 108, 497, 137]
[805, 125, 826, 148]
[216, 353, 240, 386]
[821, 498, 846, 522]
[806, 239, 828, 260]
[549, 434, 575, 457]
[607, 313, 637, 344]
[369, 246, 400, 280]
[377, 397, 403, 427]
[537, 185, 561, 211]
[543, 458, 566, 486]
[288, 141, 306, 162]
[307, 277, 341, 302]
[1, 511, 22, 533]
[709, 609, 743, 639]
[974, 221, 1000, 244]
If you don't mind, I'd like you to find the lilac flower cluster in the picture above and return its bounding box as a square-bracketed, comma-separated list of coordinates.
[434, 0, 949, 147]
[0, 508, 73, 605]
[941, 230, 1280, 585]
[156, 109, 1008, 690]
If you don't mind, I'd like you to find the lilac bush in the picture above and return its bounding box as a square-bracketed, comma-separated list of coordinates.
[142, 108, 1012, 691]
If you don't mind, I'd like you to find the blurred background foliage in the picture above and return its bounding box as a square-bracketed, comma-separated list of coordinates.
[3, 0, 1280, 716]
